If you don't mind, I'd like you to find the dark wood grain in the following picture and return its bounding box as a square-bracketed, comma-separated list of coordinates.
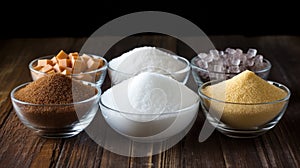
[0, 35, 300, 168]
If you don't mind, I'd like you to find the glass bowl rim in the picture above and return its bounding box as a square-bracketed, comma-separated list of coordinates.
[99, 94, 200, 116]
[190, 56, 272, 75]
[29, 54, 108, 76]
[198, 80, 291, 105]
[11, 81, 101, 106]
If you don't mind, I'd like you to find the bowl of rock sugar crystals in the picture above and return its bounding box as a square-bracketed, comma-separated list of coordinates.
[108, 46, 191, 85]
[101, 46, 199, 142]
[191, 48, 272, 86]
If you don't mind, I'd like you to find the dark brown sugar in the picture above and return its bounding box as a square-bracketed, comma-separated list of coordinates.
[14, 73, 97, 104]
[13, 74, 98, 128]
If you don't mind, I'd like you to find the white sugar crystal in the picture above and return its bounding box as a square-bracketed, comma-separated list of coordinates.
[202, 54, 213, 62]
[198, 53, 208, 59]
[209, 49, 219, 56]
[246, 48, 257, 58]
[209, 49, 220, 61]
[235, 48, 243, 55]
[240, 54, 247, 64]
[229, 65, 240, 73]
[219, 51, 225, 56]
[254, 55, 263, 63]
[246, 58, 255, 66]
[225, 48, 236, 55]
[196, 60, 208, 69]
[230, 57, 241, 66]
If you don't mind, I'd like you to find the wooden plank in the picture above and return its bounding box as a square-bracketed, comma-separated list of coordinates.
[0, 111, 63, 168]
[54, 133, 104, 168]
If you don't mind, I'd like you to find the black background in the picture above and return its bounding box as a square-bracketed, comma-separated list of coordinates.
[1, 1, 299, 38]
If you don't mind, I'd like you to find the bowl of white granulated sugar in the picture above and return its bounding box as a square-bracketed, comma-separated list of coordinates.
[108, 46, 191, 85]
[100, 72, 199, 142]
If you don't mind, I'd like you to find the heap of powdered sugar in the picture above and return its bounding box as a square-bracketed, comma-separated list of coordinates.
[109, 46, 187, 75]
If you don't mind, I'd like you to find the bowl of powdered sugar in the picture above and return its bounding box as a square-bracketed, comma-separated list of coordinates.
[100, 72, 199, 142]
[108, 46, 191, 85]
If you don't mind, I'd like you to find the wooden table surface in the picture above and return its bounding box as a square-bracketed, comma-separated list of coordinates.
[0, 35, 299, 168]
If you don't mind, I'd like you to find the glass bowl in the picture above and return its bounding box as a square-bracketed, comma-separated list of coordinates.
[190, 56, 272, 87]
[108, 55, 191, 85]
[29, 54, 108, 87]
[10, 81, 101, 138]
[198, 80, 291, 138]
[99, 89, 199, 142]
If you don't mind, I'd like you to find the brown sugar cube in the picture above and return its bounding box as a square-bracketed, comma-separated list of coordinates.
[94, 58, 104, 68]
[58, 59, 72, 68]
[86, 58, 101, 71]
[72, 59, 86, 74]
[33, 65, 43, 71]
[70, 56, 81, 66]
[56, 50, 68, 60]
[37, 59, 53, 67]
[69, 52, 79, 58]
[69, 53, 79, 61]
[53, 64, 65, 73]
[81, 54, 92, 63]
[40, 64, 53, 73]
[51, 56, 58, 64]
[47, 69, 56, 74]
[61, 68, 72, 75]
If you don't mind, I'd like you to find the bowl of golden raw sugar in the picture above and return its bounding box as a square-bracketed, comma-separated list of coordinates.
[198, 70, 291, 138]
[29, 50, 108, 87]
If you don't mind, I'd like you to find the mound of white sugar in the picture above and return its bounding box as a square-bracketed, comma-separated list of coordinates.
[127, 72, 181, 115]
[109, 46, 187, 74]
[101, 72, 199, 122]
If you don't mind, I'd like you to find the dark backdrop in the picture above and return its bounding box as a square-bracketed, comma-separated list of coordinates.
[1, 2, 298, 38]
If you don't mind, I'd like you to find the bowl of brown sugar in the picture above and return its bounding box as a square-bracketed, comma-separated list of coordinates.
[10, 73, 101, 138]
[198, 70, 290, 138]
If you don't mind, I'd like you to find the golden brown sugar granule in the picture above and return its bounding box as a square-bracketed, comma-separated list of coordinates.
[14, 73, 97, 104]
[202, 70, 287, 103]
[201, 70, 288, 128]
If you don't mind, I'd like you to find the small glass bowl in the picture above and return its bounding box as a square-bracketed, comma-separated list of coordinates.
[10, 81, 101, 138]
[108, 55, 191, 85]
[190, 56, 272, 87]
[198, 80, 291, 138]
[29, 55, 108, 87]
[99, 91, 199, 142]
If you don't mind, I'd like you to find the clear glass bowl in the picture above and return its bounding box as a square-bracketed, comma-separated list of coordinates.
[108, 55, 191, 85]
[10, 82, 101, 138]
[29, 54, 108, 87]
[198, 80, 291, 138]
[99, 92, 199, 142]
[190, 56, 272, 87]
